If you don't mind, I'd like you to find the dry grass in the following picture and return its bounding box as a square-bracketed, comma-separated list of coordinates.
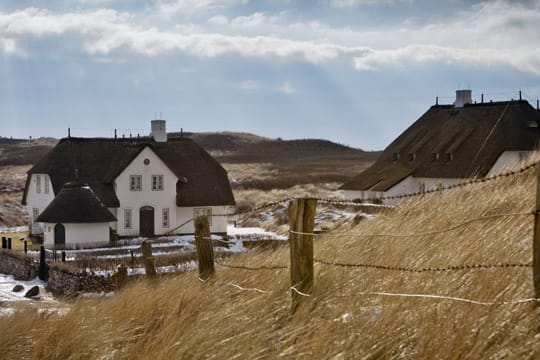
[2, 163, 540, 358]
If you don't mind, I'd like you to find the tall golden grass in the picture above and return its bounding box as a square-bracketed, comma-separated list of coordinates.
[2, 166, 540, 359]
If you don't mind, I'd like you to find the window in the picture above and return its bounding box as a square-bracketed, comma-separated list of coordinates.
[194, 207, 212, 226]
[32, 208, 39, 220]
[431, 153, 439, 161]
[408, 153, 415, 162]
[124, 209, 132, 229]
[36, 175, 41, 194]
[130, 175, 142, 191]
[162, 208, 169, 228]
[392, 153, 399, 161]
[44, 178, 49, 194]
[152, 175, 164, 191]
[445, 153, 453, 162]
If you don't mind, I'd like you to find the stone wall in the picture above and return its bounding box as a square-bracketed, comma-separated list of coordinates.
[0, 250, 38, 280]
[46, 264, 116, 296]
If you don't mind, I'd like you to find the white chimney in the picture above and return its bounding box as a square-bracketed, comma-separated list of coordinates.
[151, 120, 167, 142]
[454, 89, 472, 108]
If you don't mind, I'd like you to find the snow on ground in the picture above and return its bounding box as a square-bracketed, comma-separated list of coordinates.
[227, 224, 286, 239]
[0, 274, 55, 316]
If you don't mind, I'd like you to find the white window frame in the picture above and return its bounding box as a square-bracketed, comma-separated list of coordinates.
[124, 208, 132, 229]
[130, 175, 142, 191]
[162, 208, 169, 228]
[152, 175, 164, 191]
[36, 175, 41, 194]
[44, 177, 49, 194]
[193, 207, 212, 226]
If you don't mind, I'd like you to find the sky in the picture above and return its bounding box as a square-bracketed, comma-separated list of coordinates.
[1, 0, 539, 150]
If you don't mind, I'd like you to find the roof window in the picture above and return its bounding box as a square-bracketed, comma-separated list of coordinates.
[445, 153, 453, 162]
[431, 153, 439, 161]
[408, 153, 415, 162]
[392, 153, 400, 161]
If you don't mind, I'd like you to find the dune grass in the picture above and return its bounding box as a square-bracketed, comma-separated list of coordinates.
[2, 165, 540, 359]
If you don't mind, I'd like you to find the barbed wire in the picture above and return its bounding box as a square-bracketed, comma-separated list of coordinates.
[289, 211, 533, 239]
[314, 259, 532, 272]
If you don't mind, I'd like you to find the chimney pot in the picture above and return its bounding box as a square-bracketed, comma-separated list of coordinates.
[151, 119, 167, 142]
[454, 89, 472, 108]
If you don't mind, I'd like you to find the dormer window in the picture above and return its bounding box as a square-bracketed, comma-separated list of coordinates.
[445, 153, 453, 162]
[431, 153, 439, 161]
[392, 153, 400, 161]
[408, 153, 415, 162]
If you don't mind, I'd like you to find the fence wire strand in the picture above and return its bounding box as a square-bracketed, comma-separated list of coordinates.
[314, 259, 532, 272]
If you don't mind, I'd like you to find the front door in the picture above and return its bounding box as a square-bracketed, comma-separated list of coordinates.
[54, 223, 65, 249]
[140, 206, 155, 237]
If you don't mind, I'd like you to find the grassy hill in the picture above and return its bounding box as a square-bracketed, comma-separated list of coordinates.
[1, 159, 539, 358]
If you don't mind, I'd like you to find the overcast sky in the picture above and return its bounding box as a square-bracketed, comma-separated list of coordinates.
[1, 0, 539, 150]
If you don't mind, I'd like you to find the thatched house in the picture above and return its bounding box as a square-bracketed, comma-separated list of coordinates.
[23, 120, 235, 245]
[341, 90, 540, 203]
[37, 182, 116, 249]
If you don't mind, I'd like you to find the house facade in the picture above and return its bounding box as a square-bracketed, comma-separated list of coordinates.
[23, 120, 235, 243]
[341, 90, 540, 204]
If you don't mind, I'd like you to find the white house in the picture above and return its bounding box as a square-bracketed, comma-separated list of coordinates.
[341, 90, 540, 204]
[37, 182, 116, 249]
[23, 120, 236, 244]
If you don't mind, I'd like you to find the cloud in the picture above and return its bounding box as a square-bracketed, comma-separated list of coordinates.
[328, 0, 403, 6]
[278, 81, 295, 94]
[156, 0, 248, 17]
[238, 79, 261, 90]
[0, 8, 365, 63]
[1, 1, 540, 76]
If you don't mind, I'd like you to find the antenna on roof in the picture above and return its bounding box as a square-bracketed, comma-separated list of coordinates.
[481, 94, 484, 103]
[68, 127, 71, 139]
[435, 96, 438, 105]
[114, 129, 117, 139]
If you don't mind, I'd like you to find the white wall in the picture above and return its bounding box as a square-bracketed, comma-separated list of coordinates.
[175, 206, 230, 234]
[43, 222, 110, 249]
[343, 176, 463, 205]
[115, 146, 178, 236]
[487, 151, 534, 176]
[25, 174, 55, 235]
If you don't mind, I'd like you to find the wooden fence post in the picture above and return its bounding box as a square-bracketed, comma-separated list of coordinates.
[289, 198, 317, 313]
[61, 251, 66, 262]
[141, 241, 157, 278]
[534, 162, 540, 297]
[194, 215, 215, 281]
[116, 264, 128, 289]
[24, 240, 28, 254]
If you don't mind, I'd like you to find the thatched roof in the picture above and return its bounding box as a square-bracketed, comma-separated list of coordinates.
[341, 100, 540, 192]
[36, 181, 116, 223]
[23, 137, 235, 207]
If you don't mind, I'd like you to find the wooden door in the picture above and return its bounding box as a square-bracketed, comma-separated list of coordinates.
[139, 206, 155, 237]
[54, 223, 65, 249]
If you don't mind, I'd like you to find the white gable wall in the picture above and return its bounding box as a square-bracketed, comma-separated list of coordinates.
[115, 147, 178, 236]
[43, 222, 110, 249]
[343, 176, 463, 205]
[25, 174, 55, 235]
[487, 151, 535, 176]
